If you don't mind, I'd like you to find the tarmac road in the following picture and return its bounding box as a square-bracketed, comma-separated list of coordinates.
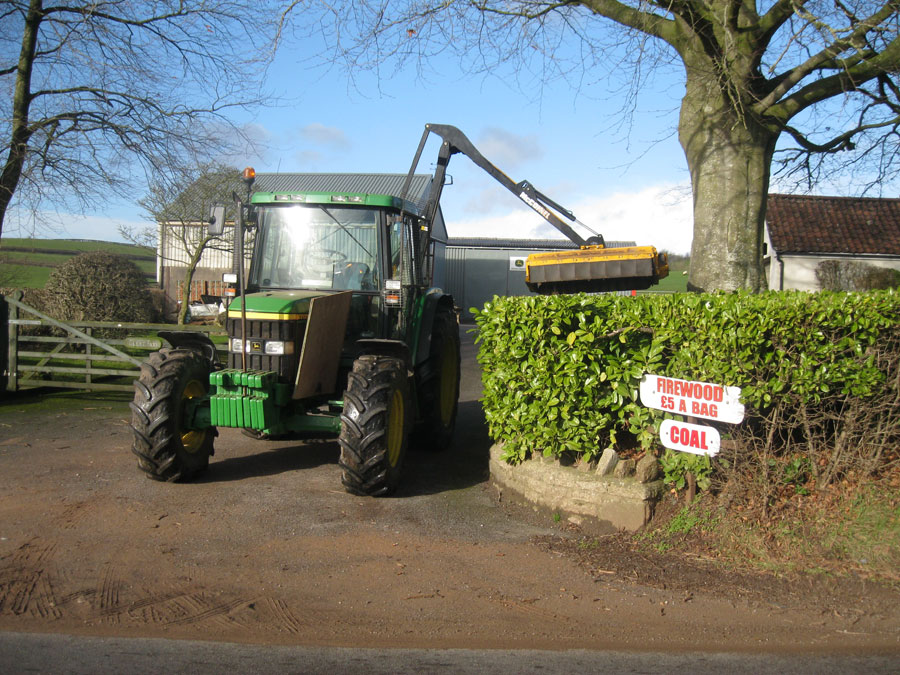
[1, 631, 898, 674]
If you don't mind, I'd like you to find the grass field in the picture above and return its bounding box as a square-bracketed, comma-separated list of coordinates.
[1, 237, 154, 256]
[656, 253, 690, 292]
[1, 238, 155, 288]
[640, 252, 690, 294]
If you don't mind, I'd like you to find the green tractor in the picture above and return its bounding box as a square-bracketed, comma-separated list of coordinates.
[129, 169, 460, 496]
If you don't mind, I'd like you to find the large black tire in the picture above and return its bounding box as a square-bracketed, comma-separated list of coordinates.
[339, 355, 411, 496]
[414, 307, 460, 451]
[130, 348, 214, 482]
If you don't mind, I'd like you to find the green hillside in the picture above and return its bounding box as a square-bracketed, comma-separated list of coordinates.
[0, 238, 155, 289]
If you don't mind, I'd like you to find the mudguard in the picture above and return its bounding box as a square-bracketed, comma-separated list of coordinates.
[413, 289, 456, 367]
[158, 330, 221, 370]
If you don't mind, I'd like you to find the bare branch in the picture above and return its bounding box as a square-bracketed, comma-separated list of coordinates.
[0, 0, 281, 239]
[756, 1, 900, 116]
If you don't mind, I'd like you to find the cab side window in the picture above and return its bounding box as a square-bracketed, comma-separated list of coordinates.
[389, 219, 403, 279]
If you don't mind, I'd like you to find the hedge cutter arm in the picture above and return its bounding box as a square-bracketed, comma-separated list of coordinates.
[400, 123, 668, 294]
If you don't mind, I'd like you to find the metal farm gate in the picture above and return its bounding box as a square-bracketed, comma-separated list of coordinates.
[1, 291, 225, 393]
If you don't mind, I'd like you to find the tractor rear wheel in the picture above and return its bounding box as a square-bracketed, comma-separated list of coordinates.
[339, 355, 411, 496]
[130, 348, 214, 482]
[415, 307, 460, 451]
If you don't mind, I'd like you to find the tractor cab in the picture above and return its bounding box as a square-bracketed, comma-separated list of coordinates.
[244, 191, 432, 345]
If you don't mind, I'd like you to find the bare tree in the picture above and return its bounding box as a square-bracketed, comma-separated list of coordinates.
[291, 1, 900, 292]
[121, 162, 238, 325]
[0, 0, 280, 241]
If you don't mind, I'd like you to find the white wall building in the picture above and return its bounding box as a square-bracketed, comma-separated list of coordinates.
[764, 194, 900, 291]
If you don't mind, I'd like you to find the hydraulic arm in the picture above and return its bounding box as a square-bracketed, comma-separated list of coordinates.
[401, 123, 668, 293]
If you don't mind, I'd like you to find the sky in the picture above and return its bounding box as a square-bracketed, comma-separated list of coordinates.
[8, 19, 697, 254]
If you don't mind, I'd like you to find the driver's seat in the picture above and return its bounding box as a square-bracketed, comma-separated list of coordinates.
[333, 262, 371, 290]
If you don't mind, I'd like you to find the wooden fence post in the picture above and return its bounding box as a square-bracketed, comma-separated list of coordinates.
[6, 291, 22, 392]
[0, 293, 7, 392]
[85, 326, 92, 386]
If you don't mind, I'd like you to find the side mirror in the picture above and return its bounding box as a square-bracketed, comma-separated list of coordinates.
[208, 204, 226, 236]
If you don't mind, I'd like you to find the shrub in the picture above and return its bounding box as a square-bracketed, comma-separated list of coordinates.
[816, 260, 900, 291]
[44, 252, 156, 323]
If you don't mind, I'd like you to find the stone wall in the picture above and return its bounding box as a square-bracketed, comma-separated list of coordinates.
[489, 445, 663, 532]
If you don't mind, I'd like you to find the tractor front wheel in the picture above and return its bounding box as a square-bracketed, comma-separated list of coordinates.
[130, 348, 214, 482]
[339, 355, 411, 496]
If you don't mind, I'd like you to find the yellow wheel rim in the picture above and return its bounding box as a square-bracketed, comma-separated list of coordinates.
[438, 340, 458, 426]
[181, 379, 207, 454]
[386, 388, 404, 467]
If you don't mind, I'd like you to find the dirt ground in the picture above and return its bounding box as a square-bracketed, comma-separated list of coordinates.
[0, 332, 898, 655]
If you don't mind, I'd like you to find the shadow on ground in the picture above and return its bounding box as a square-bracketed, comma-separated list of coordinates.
[195, 398, 491, 496]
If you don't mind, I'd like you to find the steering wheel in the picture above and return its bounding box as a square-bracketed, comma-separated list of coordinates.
[300, 248, 347, 277]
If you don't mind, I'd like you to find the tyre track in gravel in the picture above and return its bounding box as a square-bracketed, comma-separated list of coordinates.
[265, 597, 304, 635]
[0, 505, 295, 637]
[96, 564, 121, 624]
[0, 539, 61, 620]
[92, 578, 313, 636]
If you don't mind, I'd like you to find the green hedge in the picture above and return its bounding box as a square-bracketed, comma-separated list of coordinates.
[473, 291, 900, 485]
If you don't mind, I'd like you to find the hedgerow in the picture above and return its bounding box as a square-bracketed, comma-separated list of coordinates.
[45, 252, 155, 323]
[473, 291, 900, 502]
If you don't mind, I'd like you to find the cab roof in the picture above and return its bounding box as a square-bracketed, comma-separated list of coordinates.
[251, 173, 434, 216]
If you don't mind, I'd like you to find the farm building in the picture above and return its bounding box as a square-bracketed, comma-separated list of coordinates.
[764, 194, 900, 291]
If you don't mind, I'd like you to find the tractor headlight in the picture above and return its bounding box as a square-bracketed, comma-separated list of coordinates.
[229, 339, 294, 355]
[264, 340, 293, 355]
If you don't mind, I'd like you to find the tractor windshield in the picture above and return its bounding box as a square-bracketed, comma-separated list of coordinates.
[251, 205, 380, 291]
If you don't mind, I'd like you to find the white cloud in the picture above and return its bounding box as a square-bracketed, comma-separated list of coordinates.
[476, 127, 543, 168]
[300, 123, 350, 149]
[446, 184, 693, 254]
[295, 149, 324, 167]
[205, 121, 273, 168]
[461, 186, 518, 216]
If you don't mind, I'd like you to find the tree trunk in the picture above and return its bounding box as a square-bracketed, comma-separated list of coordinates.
[0, 0, 42, 241]
[177, 235, 212, 325]
[679, 69, 778, 293]
[178, 267, 195, 326]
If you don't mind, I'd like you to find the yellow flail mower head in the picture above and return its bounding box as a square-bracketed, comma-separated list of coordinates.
[526, 244, 669, 294]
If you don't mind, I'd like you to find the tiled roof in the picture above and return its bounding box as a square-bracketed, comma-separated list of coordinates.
[766, 194, 900, 255]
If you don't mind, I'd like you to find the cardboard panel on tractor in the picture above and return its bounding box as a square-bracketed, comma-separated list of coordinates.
[293, 291, 353, 399]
